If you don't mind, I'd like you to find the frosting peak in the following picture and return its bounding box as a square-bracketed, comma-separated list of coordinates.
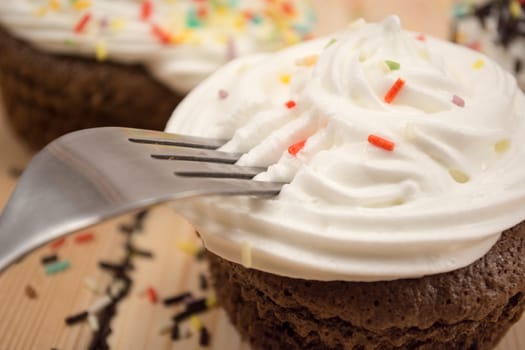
[168, 17, 525, 281]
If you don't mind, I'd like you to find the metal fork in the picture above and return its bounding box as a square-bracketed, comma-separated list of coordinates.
[0, 127, 283, 272]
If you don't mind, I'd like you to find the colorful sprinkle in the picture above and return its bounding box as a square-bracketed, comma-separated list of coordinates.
[171, 324, 181, 340]
[295, 54, 318, 67]
[41, 254, 58, 265]
[449, 169, 470, 183]
[416, 34, 426, 42]
[241, 241, 252, 268]
[281, 1, 295, 16]
[467, 41, 482, 51]
[199, 327, 211, 346]
[111, 18, 126, 31]
[147, 286, 158, 304]
[25, 285, 38, 299]
[88, 295, 112, 314]
[151, 24, 171, 45]
[141, 0, 153, 21]
[385, 60, 401, 71]
[74, 13, 92, 34]
[218, 89, 229, 100]
[279, 73, 291, 84]
[324, 38, 337, 48]
[75, 231, 95, 244]
[49, 0, 61, 11]
[73, 0, 91, 11]
[163, 292, 192, 306]
[368, 135, 395, 152]
[494, 139, 511, 154]
[226, 36, 237, 60]
[473, 59, 485, 70]
[452, 95, 465, 107]
[50, 237, 66, 250]
[190, 315, 203, 331]
[285, 100, 297, 109]
[95, 40, 107, 61]
[177, 241, 201, 255]
[510, 0, 523, 18]
[384, 78, 406, 104]
[288, 139, 306, 156]
[45, 260, 71, 275]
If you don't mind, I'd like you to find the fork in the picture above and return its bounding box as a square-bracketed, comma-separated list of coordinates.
[0, 127, 283, 272]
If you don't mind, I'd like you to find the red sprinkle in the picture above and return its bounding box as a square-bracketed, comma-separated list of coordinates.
[74, 13, 92, 33]
[151, 24, 171, 44]
[147, 287, 158, 304]
[197, 6, 208, 18]
[281, 2, 295, 16]
[141, 0, 153, 21]
[50, 237, 66, 250]
[285, 100, 297, 109]
[467, 41, 481, 51]
[384, 78, 406, 104]
[288, 139, 306, 156]
[416, 34, 426, 42]
[368, 135, 395, 152]
[452, 95, 465, 107]
[74, 232, 94, 244]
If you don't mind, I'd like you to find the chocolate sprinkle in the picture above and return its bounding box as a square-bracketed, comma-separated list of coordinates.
[25, 285, 37, 299]
[199, 326, 210, 346]
[41, 254, 58, 265]
[515, 58, 523, 73]
[65, 311, 88, 325]
[199, 274, 208, 291]
[170, 323, 180, 340]
[163, 292, 192, 306]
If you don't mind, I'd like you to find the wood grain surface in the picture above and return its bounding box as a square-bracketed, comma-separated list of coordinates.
[0, 2, 524, 349]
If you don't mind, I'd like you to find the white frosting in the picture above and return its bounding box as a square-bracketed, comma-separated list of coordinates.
[167, 16, 525, 281]
[0, 0, 315, 93]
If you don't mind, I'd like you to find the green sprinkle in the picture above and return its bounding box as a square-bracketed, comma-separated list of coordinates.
[452, 4, 471, 19]
[385, 60, 401, 71]
[325, 38, 337, 48]
[63, 39, 76, 47]
[186, 8, 202, 28]
[45, 260, 71, 275]
[250, 14, 262, 25]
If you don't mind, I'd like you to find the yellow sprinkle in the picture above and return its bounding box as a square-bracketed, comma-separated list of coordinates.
[73, 0, 91, 11]
[234, 15, 246, 30]
[171, 29, 193, 44]
[279, 73, 291, 85]
[111, 18, 126, 31]
[494, 139, 510, 154]
[241, 241, 252, 268]
[510, 0, 523, 18]
[95, 40, 107, 61]
[35, 6, 49, 17]
[177, 241, 200, 255]
[295, 54, 318, 67]
[205, 296, 218, 308]
[473, 59, 485, 70]
[215, 5, 227, 16]
[455, 31, 466, 44]
[449, 169, 470, 183]
[283, 30, 300, 45]
[190, 316, 202, 331]
[49, 0, 60, 11]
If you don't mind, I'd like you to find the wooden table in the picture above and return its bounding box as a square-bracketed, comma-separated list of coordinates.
[0, 2, 524, 349]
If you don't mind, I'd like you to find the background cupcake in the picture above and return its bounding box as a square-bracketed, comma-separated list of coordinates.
[0, 0, 316, 149]
[167, 16, 525, 349]
[452, 0, 525, 90]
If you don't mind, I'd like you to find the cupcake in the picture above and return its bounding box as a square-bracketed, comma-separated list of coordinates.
[0, 0, 315, 149]
[451, 0, 525, 90]
[167, 16, 525, 349]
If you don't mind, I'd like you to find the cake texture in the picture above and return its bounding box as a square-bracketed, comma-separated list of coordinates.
[167, 16, 525, 349]
[452, 0, 525, 90]
[0, 0, 315, 149]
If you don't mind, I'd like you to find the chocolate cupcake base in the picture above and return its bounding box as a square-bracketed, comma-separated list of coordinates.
[208, 223, 525, 349]
[0, 25, 183, 150]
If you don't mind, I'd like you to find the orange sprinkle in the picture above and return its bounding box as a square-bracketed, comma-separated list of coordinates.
[368, 135, 395, 151]
[288, 139, 306, 156]
[151, 24, 171, 44]
[73, 0, 91, 11]
[197, 6, 208, 18]
[50, 237, 66, 250]
[75, 232, 94, 244]
[74, 13, 92, 33]
[384, 78, 406, 104]
[281, 1, 295, 16]
[416, 34, 426, 42]
[147, 287, 158, 304]
[285, 100, 296, 109]
[141, 0, 153, 21]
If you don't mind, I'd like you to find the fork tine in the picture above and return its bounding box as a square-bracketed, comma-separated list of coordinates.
[172, 161, 266, 179]
[128, 131, 226, 150]
[151, 148, 241, 164]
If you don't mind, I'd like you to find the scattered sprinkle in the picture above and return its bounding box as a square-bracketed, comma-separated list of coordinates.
[190, 315, 202, 331]
[467, 40, 482, 51]
[88, 314, 100, 332]
[226, 36, 237, 60]
[99, 261, 130, 272]
[218, 89, 229, 100]
[449, 169, 470, 183]
[65, 311, 88, 326]
[45, 260, 71, 275]
[494, 139, 511, 154]
[510, 0, 523, 18]
[177, 241, 201, 255]
[241, 241, 252, 268]
[127, 244, 154, 259]
[384, 78, 406, 104]
[151, 24, 171, 45]
[324, 38, 337, 48]
[88, 295, 113, 314]
[75, 231, 95, 244]
[41, 254, 58, 265]
[452, 3, 471, 18]
[111, 18, 126, 31]
[199, 274, 208, 291]
[416, 34, 426, 42]
[164, 292, 192, 306]
[281, 1, 295, 16]
[285, 100, 297, 109]
[74, 13, 92, 34]
[109, 279, 127, 298]
[50, 237, 66, 250]
[452, 95, 465, 107]
[141, 0, 153, 21]
[205, 296, 217, 309]
[147, 286, 158, 304]
[473, 59, 485, 70]
[385, 60, 400, 71]
[199, 326, 211, 346]
[279, 73, 291, 85]
[73, 0, 91, 11]
[95, 40, 108, 61]
[25, 285, 38, 299]
[288, 139, 306, 156]
[295, 54, 318, 67]
[49, 0, 61, 11]
[170, 323, 181, 340]
[368, 135, 395, 152]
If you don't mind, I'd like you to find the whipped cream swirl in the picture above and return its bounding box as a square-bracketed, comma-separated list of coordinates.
[0, 0, 315, 93]
[168, 16, 525, 281]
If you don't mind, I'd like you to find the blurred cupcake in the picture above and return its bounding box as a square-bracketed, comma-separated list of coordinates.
[168, 16, 525, 349]
[0, 0, 316, 149]
[452, 0, 525, 90]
